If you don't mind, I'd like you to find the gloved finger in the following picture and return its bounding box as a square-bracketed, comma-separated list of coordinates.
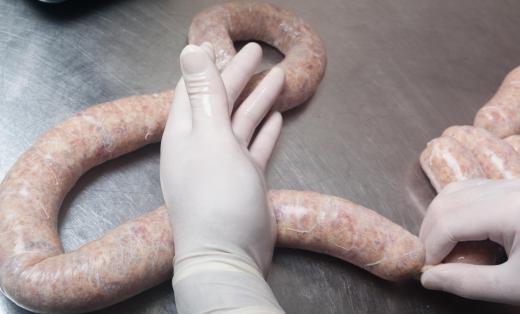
[419, 186, 471, 245]
[180, 45, 230, 130]
[232, 67, 284, 146]
[250, 111, 283, 171]
[164, 78, 192, 136]
[200, 42, 216, 63]
[421, 260, 520, 304]
[419, 180, 488, 251]
[420, 201, 507, 265]
[220, 42, 262, 110]
[421, 179, 520, 241]
[419, 179, 520, 265]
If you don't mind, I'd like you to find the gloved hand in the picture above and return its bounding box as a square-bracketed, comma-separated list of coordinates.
[419, 179, 520, 305]
[160, 42, 286, 313]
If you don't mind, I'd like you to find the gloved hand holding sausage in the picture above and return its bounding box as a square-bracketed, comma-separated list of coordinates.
[160, 42, 285, 313]
[420, 65, 520, 305]
[419, 179, 520, 305]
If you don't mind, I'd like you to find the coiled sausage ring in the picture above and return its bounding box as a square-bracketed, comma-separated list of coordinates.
[0, 2, 424, 313]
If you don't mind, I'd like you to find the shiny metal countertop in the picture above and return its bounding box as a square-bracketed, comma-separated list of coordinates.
[1, 0, 519, 313]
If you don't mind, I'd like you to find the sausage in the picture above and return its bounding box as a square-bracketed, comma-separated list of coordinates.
[420, 136, 485, 192]
[504, 134, 520, 153]
[443, 125, 520, 179]
[270, 190, 424, 282]
[474, 66, 520, 138]
[0, 93, 173, 313]
[0, 93, 424, 312]
[419, 136, 501, 265]
[188, 1, 327, 112]
[0, 2, 424, 312]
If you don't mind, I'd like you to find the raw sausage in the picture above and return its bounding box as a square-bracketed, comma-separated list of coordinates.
[270, 190, 424, 282]
[0, 93, 424, 313]
[0, 2, 423, 313]
[420, 136, 485, 192]
[0, 93, 173, 313]
[188, 1, 327, 112]
[474, 66, 520, 138]
[443, 125, 520, 179]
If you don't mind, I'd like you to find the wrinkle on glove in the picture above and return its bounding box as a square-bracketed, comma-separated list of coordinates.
[174, 252, 284, 314]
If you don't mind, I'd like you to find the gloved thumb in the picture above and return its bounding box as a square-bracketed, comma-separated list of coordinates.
[180, 45, 229, 130]
[421, 261, 518, 304]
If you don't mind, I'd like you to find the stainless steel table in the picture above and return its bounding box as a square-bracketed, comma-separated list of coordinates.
[1, 0, 519, 313]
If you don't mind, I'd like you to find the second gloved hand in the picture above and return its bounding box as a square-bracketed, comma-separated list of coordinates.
[420, 179, 520, 305]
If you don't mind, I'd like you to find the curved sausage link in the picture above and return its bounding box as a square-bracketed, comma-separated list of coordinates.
[0, 92, 424, 312]
[0, 93, 173, 313]
[474, 66, 520, 138]
[420, 131, 508, 265]
[271, 190, 424, 282]
[188, 1, 327, 112]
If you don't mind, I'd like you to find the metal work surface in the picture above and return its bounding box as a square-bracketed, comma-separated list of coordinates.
[1, 0, 519, 313]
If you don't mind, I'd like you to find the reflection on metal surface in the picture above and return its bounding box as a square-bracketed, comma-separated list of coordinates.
[38, 0, 67, 3]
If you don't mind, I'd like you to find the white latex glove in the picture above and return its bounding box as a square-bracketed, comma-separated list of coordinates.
[419, 179, 520, 305]
[160, 42, 286, 314]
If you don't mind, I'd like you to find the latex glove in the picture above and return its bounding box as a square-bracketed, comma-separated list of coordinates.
[419, 179, 520, 305]
[160, 42, 285, 314]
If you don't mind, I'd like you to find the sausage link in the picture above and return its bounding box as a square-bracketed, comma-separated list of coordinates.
[419, 136, 501, 264]
[0, 93, 173, 313]
[474, 66, 520, 138]
[0, 2, 424, 312]
[0, 93, 424, 312]
[188, 1, 327, 112]
[270, 190, 424, 282]
[443, 125, 520, 179]
[420, 136, 485, 192]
